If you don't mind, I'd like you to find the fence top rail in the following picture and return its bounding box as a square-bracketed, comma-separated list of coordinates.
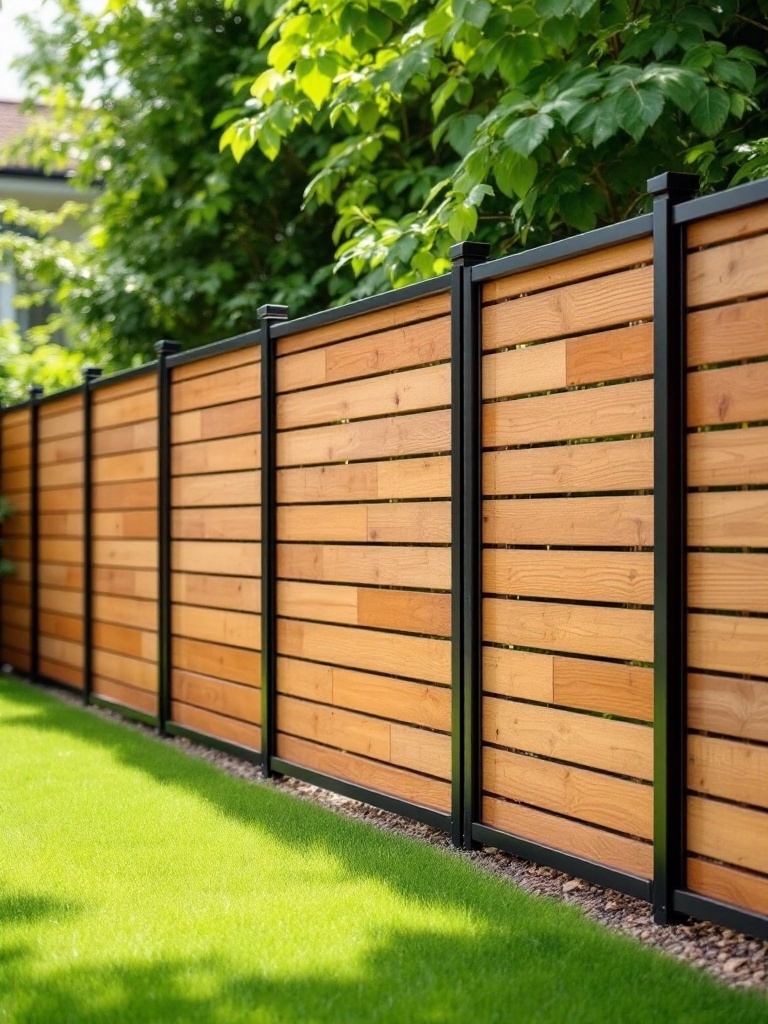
[167, 327, 262, 369]
[472, 213, 653, 285]
[36, 382, 85, 407]
[674, 176, 768, 227]
[90, 360, 157, 392]
[271, 273, 451, 341]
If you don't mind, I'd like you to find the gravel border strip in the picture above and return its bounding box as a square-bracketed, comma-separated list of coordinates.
[28, 682, 768, 993]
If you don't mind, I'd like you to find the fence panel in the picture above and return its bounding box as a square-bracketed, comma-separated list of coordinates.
[169, 345, 262, 752]
[91, 371, 159, 716]
[273, 290, 453, 816]
[37, 392, 85, 689]
[479, 236, 656, 882]
[685, 201, 768, 915]
[1, 406, 33, 673]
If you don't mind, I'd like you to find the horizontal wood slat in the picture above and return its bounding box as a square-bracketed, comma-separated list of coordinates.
[276, 732, 450, 812]
[171, 345, 259, 383]
[172, 669, 260, 724]
[278, 457, 450, 502]
[172, 572, 260, 614]
[484, 496, 653, 547]
[688, 733, 768, 809]
[172, 398, 259, 444]
[277, 315, 450, 392]
[687, 232, 768, 308]
[171, 701, 261, 751]
[172, 435, 260, 476]
[173, 470, 260, 508]
[172, 506, 260, 541]
[93, 677, 156, 715]
[172, 363, 260, 413]
[689, 490, 768, 548]
[482, 795, 652, 878]
[278, 501, 451, 544]
[171, 540, 260, 577]
[278, 543, 450, 591]
[483, 549, 653, 605]
[688, 674, 768, 743]
[689, 426, 768, 488]
[688, 796, 768, 875]
[172, 637, 260, 687]
[687, 858, 768, 917]
[689, 553, 768, 613]
[173, 604, 260, 650]
[688, 295, 768, 367]
[689, 613, 768, 679]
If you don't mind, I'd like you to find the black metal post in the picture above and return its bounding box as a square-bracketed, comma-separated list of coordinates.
[649, 171, 698, 925]
[258, 304, 288, 777]
[28, 384, 44, 683]
[82, 367, 102, 704]
[449, 241, 490, 848]
[155, 340, 181, 734]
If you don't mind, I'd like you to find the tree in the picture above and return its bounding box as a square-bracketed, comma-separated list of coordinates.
[222, 0, 768, 292]
[7, 0, 341, 371]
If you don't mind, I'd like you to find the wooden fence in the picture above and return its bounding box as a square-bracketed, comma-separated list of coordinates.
[1, 172, 767, 941]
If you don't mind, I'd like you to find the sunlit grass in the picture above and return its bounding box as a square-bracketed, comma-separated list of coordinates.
[0, 675, 765, 1024]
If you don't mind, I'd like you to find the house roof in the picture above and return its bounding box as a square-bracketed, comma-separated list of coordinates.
[0, 99, 68, 178]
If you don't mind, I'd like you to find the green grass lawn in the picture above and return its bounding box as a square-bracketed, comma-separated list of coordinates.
[0, 675, 765, 1024]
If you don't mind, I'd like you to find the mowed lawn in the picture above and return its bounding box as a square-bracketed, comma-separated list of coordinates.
[0, 676, 765, 1024]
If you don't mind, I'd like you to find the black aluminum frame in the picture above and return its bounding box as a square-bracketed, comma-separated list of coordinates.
[82, 367, 103, 705]
[28, 385, 43, 683]
[258, 306, 286, 778]
[649, 172, 699, 925]
[155, 340, 181, 734]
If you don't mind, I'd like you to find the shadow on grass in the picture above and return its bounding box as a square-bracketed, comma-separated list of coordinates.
[1, 678, 765, 1024]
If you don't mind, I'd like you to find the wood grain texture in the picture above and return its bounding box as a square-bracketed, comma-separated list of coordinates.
[39, 563, 81, 589]
[172, 636, 260, 686]
[483, 265, 653, 351]
[277, 656, 450, 731]
[92, 388, 157, 429]
[39, 512, 83, 538]
[278, 543, 450, 590]
[172, 362, 260, 412]
[277, 580, 451, 637]
[37, 410, 81, 442]
[93, 566, 157, 601]
[171, 701, 261, 751]
[172, 470, 260, 508]
[483, 438, 653, 495]
[92, 420, 157, 457]
[688, 232, 768, 307]
[688, 295, 768, 367]
[277, 362, 450, 431]
[171, 540, 260, 576]
[39, 657, 82, 689]
[482, 647, 554, 703]
[278, 457, 451, 502]
[689, 362, 768, 428]
[390, 723, 451, 780]
[172, 398, 259, 444]
[484, 596, 654, 663]
[93, 594, 156, 630]
[93, 373, 155, 403]
[38, 434, 83, 465]
[278, 501, 451, 545]
[92, 481, 157, 511]
[689, 425, 768, 488]
[93, 539, 157, 570]
[687, 202, 768, 249]
[687, 857, 768, 916]
[172, 669, 260, 724]
[484, 495, 653, 547]
[565, 322, 653, 386]
[93, 510, 157, 539]
[172, 434, 260, 476]
[483, 746, 653, 838]
[689, 490, 768, 548]
[483, 341, 566, 400]
[39, 537, 84, 565]
[483, 695, 653, 780]
[689, 552, 768, 613]
[93, 676, 156, 715]
[93, 621, 157, 661]
[172, 572, 260, 614]
[689, 612, 768, 679]
[553, 657, 653, 722]
[688, 673, 768, 743]
[482, 795, 653, 878]
[39, 611, 82, 644]
[38, 487, 81, 514]
[277, 408, 450, 467]
[688, 733, 768, 809]
[484, 379, 652, 448]
[277, 618, 451, 685]
[276, 732, 450, 812]
[277, 694, 392, 761]
[688, 795, 768, 874]
[173, 603, 260, 651]
[278, 315, 450, 392]
[483, 548, 653, 605]
[482, 237, 652, 303]
[276, 292, 450, 356]
[171, 344, 259, 383]
[92, 450, 156, 484]
[93, 647, 155, 687]
[172, 506, 260, 541]
[38, 461, 83, 489]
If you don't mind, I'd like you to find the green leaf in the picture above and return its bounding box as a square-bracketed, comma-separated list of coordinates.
[645, 66, 705, 115]
[446, 113, 482, 156]
[690, 86, 731, 137]
[211, 108, 243, 130]
[712, 59, 756, 92]
[504, 112, 554, 156]
[494, 151, 537, 199]
[448, 203, 478, 240]
[296, 56, 337, 110]
[615, 86, 665, 142]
